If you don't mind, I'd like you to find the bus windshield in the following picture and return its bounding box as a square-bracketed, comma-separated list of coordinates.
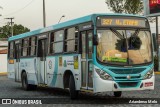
[97, 29, 152, 65]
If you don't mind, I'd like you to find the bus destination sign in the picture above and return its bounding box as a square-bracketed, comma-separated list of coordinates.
[98, 17, 146, 27]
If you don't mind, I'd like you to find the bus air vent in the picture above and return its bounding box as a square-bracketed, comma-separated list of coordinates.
[118, 82, 138, 88]
[115, 75, 141, 80]
[109, 68, 145, 74]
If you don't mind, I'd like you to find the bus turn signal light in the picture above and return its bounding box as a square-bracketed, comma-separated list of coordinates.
[9, 59, 14, 64]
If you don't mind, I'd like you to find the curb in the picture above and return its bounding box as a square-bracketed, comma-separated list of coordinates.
[0, 72, 7, 76]
[155, 72, 160, 75]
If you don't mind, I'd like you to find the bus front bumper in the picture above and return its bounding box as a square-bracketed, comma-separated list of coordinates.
[94, 75, 155, 93]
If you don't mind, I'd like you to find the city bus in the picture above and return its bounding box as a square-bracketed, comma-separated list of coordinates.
[8, 13, 154, 99]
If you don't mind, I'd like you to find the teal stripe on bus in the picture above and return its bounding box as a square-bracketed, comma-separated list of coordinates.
[8, 13, 145, 41]
[51, 57, 58, 86]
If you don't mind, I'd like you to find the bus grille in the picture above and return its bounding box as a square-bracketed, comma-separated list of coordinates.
[109, 68, 145, 74]
[118, 82, 138, 88]
[115, 75, 141, 80]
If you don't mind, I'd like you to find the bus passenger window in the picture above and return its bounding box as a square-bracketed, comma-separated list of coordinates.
[64, 27, 78, 52]
[30, 37, 37, 56]
[9, 42, 14, 58]
[21, 38, 29, 56]
[52, 30, 64, 53]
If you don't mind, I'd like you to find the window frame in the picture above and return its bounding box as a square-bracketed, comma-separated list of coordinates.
[21, 38, 30, 57]
[8, 41, 15, 59]
[29, 36, 37, 56]
[50, 29, 64, 54]
[64, 27, 79, 53]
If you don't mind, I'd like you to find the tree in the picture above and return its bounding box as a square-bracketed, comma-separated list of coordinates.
[105, 0, 143, 14]
[0, 24, 30, 38]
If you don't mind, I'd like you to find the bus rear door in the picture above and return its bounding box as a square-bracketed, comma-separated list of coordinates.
[37, 36, 48, 85]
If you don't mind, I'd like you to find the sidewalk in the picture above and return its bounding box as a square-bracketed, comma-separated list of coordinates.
[0, 72, 7, 76]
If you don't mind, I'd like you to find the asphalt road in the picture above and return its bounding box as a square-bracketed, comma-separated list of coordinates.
[0, 75, 160, 107]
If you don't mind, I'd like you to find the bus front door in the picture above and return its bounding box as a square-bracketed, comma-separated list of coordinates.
[15, 43, 21, 82]
[37, 39, 47, 85]
[81, 31, 93, 90]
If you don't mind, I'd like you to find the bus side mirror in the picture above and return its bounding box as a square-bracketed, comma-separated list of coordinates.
[93, 35, 98, 45]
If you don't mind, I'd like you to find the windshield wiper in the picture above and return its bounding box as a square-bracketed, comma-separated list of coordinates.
[110, 28, 124, 39]
[130, 29, 140, 37]
[137, 31, 150, 63]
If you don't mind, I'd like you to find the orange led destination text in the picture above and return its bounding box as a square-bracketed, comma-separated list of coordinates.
[102, 19, 139, 26]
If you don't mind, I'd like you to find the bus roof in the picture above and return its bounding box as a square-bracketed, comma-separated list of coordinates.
[8, 13, 146, 41]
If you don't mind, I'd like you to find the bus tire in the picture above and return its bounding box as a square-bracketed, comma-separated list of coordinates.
[69, 74, 78, 99]
[30, 85, 37, 90]
[21, 72, 30, 91]
[114, 91, 122, 97]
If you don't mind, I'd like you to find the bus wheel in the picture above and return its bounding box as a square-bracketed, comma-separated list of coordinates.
[69, 75, 78, 99]
[31, 85, 37, 90]
[114, 91, 122, 97]
[21, 72, 30, 91]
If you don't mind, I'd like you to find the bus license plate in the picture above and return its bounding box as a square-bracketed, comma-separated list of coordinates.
[145, 82, 153, 87]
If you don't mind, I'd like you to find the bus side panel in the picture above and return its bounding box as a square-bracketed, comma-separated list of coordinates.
[20, 58, 38, 85]
[60, 55, 81, 90]
[46, 56, 68, 89]
[46, 55, 81, 90]
[7, 59, 15, 80]
[46, 56, 56, 87]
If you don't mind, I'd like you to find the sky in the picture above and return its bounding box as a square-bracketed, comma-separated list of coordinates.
[0, 0, 111, 30]
[0, 0, 159, 33]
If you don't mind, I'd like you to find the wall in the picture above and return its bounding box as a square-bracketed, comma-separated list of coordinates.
[0, 54, 7, 72]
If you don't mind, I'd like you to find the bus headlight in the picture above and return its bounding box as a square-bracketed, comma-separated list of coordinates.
[143, 68, 154, 79]
[95, 68, 112, 80]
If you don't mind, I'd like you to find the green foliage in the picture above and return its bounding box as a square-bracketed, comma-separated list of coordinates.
[106, 0, 125, 13]
[0, 24, 30, 38]
[105, 0, 143, 14]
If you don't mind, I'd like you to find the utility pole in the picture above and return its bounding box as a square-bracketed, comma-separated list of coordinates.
[5, 17, 14, 36]
[43, 0, 46, 27]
